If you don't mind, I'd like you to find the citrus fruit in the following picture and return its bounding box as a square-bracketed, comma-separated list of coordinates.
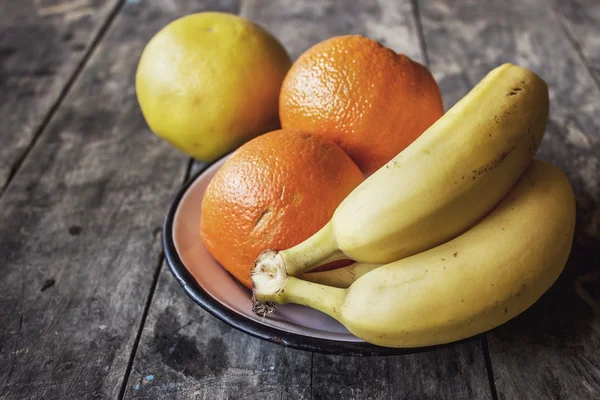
[200, 129, 364, 288]
[279, 35, 444, 174]
[136, 12, 292, 162]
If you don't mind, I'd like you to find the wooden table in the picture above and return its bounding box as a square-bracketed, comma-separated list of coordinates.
[1, 0, 599, 399]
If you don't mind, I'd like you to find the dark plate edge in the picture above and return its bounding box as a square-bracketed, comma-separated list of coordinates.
[162, 155, 475, 356]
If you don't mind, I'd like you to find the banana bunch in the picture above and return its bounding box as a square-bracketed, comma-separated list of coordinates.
[251, 64, 576, 348]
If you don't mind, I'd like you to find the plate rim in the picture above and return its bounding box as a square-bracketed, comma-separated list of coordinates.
[162, 155, 472, 356]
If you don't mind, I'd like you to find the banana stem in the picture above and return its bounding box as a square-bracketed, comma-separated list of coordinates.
[278, 277, 347, 321]
[252, 250, 347, 321]
[280, 221, 346, 275]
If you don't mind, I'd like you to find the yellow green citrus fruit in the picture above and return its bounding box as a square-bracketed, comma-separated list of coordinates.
[136, 12, 292, 161]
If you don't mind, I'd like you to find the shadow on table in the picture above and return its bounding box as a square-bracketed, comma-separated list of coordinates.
[489, 236, 600, 347]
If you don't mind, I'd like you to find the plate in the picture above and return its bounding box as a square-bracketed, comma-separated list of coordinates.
[163, 155, 450, 355]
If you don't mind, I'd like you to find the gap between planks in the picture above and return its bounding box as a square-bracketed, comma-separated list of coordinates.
[481, 336, 499, 400]
[0, 0, 127, 199]
[547, 0, 600, 92]
[117, 157, 196, 400]
[410, 0, 430, 70]
[117, 248, 167, 399]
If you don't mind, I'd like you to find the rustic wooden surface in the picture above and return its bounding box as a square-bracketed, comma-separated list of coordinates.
[0, 0, 194, 398]
[0, 0, 121, 191]
[0, 0, 599, 399]
[552, 0, 600, 85]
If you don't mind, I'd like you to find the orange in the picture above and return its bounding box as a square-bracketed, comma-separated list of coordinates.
[279, 35, 444, 174]
[200, 129, 364, 288]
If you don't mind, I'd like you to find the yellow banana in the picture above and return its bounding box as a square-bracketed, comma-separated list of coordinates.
[255, 64, 549, 277]
[302, 262, 381, 288]
[253, 160, 576, 347]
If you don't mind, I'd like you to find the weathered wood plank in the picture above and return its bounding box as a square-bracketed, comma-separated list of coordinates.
[126, 0, 493, 399]
[0, 0, 121, 191]
[241, 0, 422, 61]
[388, 340, 494, 399]
[0, 0, 235, 398]
[419, 0, 600, 398]
[551, 0, 600, 85]
[312, 339, 491, 400]
[124, 265, 312, 400]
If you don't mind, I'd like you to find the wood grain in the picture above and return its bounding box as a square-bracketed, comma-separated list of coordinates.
[419, 0, 600, 398]
[551, 0, 600, 85]
[312, 339, 491, 400]
[0, 0, 121, 191]
[241, 0, 422, 60]
[0, 0, 230, 398]
[125, 1, 493, 399]
[124, 265, 312, 400]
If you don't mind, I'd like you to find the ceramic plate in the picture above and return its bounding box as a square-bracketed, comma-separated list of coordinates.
[163, 155, 451, 355]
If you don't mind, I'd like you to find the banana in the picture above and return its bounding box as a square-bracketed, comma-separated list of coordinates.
[254, 64, 549, 277]
[253, 160, 576, 348]
[302, 262, 381, 288]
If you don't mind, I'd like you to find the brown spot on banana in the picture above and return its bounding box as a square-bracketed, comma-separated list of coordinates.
[472, 145, 516, 179]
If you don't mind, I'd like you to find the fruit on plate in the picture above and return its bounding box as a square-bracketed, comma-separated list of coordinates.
[252, 160, 576, 347]
[200, 129, 364, 288]
[253, 63, 549, 277]
[279, 35, 444, 174]
[136, 12, 291, 162]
